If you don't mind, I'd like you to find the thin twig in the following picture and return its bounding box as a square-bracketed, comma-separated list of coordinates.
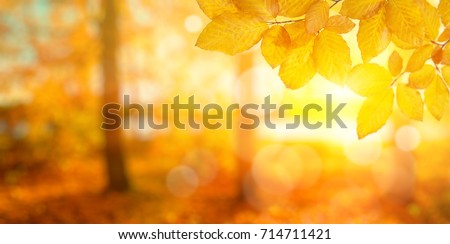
[330, 0, 342, 9]
[266, 0, 343, 25]
[431, 38, 450, 48]
[443, 38, 450, 48]
[434, 62, 441, 73]
[266, 18, 304, 25]
[431, 40, 441, 46]
[391, 72, 406, 87]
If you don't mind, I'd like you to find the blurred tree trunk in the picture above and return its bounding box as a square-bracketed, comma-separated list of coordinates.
[100, 0, 129, 191]
[235, 51, 256, 201]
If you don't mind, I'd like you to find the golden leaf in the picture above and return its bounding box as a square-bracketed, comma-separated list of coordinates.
[284, 21, 307, 41]
[233, 0, 279, 20]
[340, 0, 385, 20]
[261, 26, 291, 68]
[391, 33, 416, 50]
[408, 64, 435, 89]
[290, 30, 315, 49]
[347, 63, 392, 97]
[405, 44, 434, 72]
[416, 0, 440, 40]
[197, 0, 238, 19]
[442, 47, 450, 66]
[438, 0, 450, 28]
[357, 10, 391, 63]
[385, 0, 425, 47]
[432, 46, 444, 65]
[443, 66, 450, 86]
[357, 89, 394, 139]
[425, 75, 449, 120]
[438, 28, 450, 42]
[325, 15, 356, 34]
[397, 83, 424, 121]
[313, 30, 351, 85]
[388, 51, 403, 77]
[196, 13, 268, 55]
[279, 41, 316, 89]
[305, 1, 329, 34]
[278, 0, 316, 18]
[284, 21, 315, 49]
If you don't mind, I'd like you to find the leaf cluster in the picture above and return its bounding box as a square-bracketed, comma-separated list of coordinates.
[196, 0, 450, 138]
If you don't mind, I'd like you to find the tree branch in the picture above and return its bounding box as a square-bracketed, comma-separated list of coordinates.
[266, 18, 304, 25]
[330, 0, 343, 9]
[390, 72, 406, 87]
[266, 0, 343, 25]
[431, 38, 450, 48]
[443, 38, 450, 48]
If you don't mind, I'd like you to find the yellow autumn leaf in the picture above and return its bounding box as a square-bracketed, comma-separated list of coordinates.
[325, 15, 356, 34]
[385, 0, 425, 47]
[278, 0, 316, 18]
[357, 89, 395, 139]
[313, 30, 351, 85]
[405, 44, 434, 72]
[196, 0, 238, 19]
[279, 41, 316, 89]
[357, 10, 391, 63]
[438, 28, 450, 42]
[284, 21, 307, 41]
[388, 51, 403, 77]
[261, 26, 291, 68]
[442, 47, 450, 66]
[391, 33, 416, 50]
[347, 63, 392, 97]
[285, 22, 316, 50]
[233, 0, 279, 20]
[425, 75, 450, 120]
[196, 13, 268, 55]
[432, 46, 443, 65]
[397, 83, 424, 121]
[443, 66, 450, 86]
[408, 64, 435, 89]
[290, 31, 315, 50]
[305, 1, 329, 34]
[340, 0, 385, 20]
[416, 0, 440, 40]
[438, 0, 450, 27]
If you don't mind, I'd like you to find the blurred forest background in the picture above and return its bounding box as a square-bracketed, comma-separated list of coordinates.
[0, 0, 449, 223]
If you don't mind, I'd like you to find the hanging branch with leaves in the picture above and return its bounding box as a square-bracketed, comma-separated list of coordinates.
[195, 0, 450, 139]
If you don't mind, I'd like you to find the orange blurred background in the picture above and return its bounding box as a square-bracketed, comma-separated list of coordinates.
[0, 0, 449, 223]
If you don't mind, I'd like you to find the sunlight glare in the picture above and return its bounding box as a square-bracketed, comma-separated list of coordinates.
[166, 166, 199, 198]
[395, 125, 421, 152]
[371, 148, 415, 202]
[234, 66, 285, 107]
[344, 134, 382, 165]
[181, 149, 219, 186]
[252, 144, 302, 195]
[184, 15, 203, 33]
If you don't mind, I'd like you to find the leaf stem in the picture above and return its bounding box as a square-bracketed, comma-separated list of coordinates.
[266, 18, 304, 25]
[443, 38, 450, 48]
[431, 38, 450, 48]
[329, 0, 343, 9]
[391, 71, 406, 87]
[434, 62, 441, 73]
[431, 40, 440, 46]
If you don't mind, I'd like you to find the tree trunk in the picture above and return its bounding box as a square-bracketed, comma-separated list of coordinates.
[100, 0, 129, 191]
[235, 51, 256, 201]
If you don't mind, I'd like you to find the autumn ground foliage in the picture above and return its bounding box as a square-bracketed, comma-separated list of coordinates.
[196, 0, 450, 139]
